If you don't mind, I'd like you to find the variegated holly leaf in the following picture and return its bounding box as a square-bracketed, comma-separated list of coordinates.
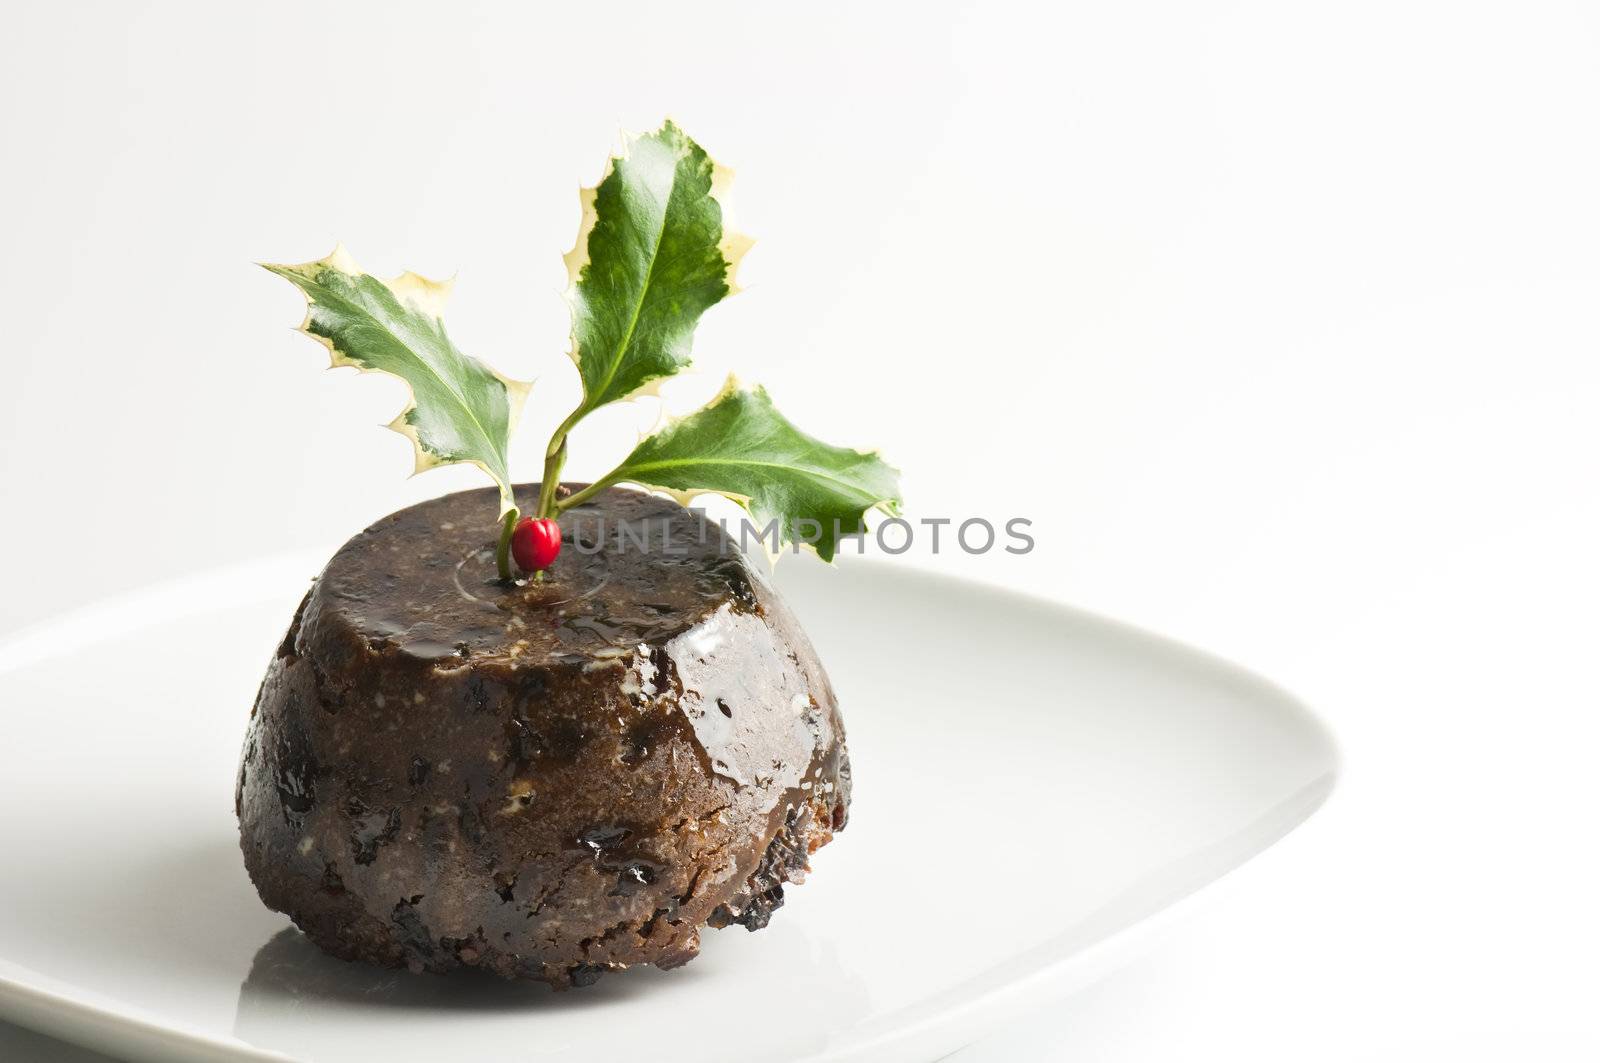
[563, 121, 750, 416]
[571, 379, 901, 561]
[263, 247, 529, 516]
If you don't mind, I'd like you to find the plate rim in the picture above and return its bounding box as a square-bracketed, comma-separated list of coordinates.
[0, 553, 1341, 1063]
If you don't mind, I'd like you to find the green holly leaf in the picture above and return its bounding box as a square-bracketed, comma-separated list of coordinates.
[263, 247, 529, 516]
[567, 379, 902, 561]
[563, 121, 750, 416]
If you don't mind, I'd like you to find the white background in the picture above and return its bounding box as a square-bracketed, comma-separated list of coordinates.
[3, 0, 1599, 1059]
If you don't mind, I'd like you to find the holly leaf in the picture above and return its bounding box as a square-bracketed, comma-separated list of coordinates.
[263, 247, 529, 516]
[576, 379, 902, 561]
[563, 121, 750, 416]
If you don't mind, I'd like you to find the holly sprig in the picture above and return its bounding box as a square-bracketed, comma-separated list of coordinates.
[266, 122, 901, 581]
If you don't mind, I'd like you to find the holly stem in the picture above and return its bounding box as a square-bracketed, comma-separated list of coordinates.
[495, 506, 519, 582]
[553, 475, 615, 514]
[536, 410, 581, 518]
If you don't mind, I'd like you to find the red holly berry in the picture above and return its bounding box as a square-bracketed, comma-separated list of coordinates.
[510, 516, 561, 573]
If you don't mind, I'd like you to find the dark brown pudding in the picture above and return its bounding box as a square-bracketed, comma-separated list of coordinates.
[236, 484, 849, 988]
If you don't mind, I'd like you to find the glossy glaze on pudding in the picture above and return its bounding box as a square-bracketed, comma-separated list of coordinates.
[236, 484, 849, 988]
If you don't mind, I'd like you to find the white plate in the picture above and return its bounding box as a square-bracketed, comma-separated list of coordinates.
[0, 556, 1336, 1063]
